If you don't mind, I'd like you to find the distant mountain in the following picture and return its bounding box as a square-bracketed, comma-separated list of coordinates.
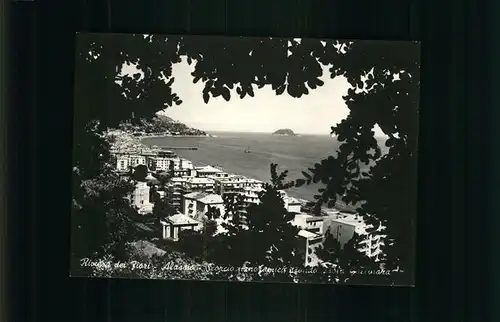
[156, 114, 175, 123]
[272, 128, 297, 136]
[119, 115, 207, 136]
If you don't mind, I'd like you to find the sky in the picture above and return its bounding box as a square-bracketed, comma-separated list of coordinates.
[121, 52, 385, 136]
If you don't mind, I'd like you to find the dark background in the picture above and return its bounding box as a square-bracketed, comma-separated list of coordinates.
[3, 0, 493, 321]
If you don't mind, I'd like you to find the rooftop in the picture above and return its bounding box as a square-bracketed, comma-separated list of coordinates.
[165, 214, 200, 225]
[289, 214, 314, 227]
[218, 175, 255, 182]
[332, 214, 365, 227]
[329, 214, 387, 236]
[185, 177, 215, 184]
[288, 197, 302, 205]
[197, 194, 224, 204]
[170, 177, 187, 182]
[149, 156, 179, 161]
[306, 216, 325, 222]
[297, 229, 322, 240]
[184, 191, 209, 200]
[196, 165, 223, 173]
[243, 186, 265, 193]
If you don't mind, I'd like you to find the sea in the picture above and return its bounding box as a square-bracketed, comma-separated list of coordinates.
[141, 132, 387, 202]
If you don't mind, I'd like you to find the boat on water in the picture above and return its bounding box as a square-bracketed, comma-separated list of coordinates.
[244, 145, 251, 153]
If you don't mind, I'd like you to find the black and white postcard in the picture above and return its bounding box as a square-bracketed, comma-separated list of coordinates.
[71, 33, 420, 286]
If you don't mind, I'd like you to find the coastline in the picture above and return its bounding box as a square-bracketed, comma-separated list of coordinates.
[139, 134, 211, 139]
[115, 130, 358, 213]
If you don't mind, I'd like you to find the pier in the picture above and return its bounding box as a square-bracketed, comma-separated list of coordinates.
[160, 146, 198, 151]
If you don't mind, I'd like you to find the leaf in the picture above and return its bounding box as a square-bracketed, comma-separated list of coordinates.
[222, 88, 230, 101]
[203, 92, 210, 103]
[295, 179, 306, 187]
[248, 86, 255, 97]
[276, 85, 286, 95]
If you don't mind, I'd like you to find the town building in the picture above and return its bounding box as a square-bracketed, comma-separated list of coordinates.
[166, 177, 216, 211]
[116, 154, 130, 172]
[183, 177, 215, 195]
[214, 175, 264, 196]
[323, 213, 387, 261]
[160, 214, 200, 241]
[115, 153, 147, 172]
[195, 165, 225, 178]
[129, 154, 147, 167]
[296, 229, 323, 267]
[241, 187, 302, 213]
[147, 157, 175, 172]
[156, 150, 177, 158]
[148, 156, 194, 174]
[289, 213, 325, 235]
[130, 181, 153, 211]
[172, 168, 191, 177]
[166, 177, 187, 210]
[183, 192, 225, 219]
[241, 187, 263, 208]
[286, 197, 302, 213]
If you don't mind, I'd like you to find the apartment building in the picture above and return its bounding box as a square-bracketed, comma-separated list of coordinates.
[147, 157, 175, 172]
[289, 213, 325, 235]
[183, 177, 215, 195]
[166, 177, 215, 211]
[214, 175, 264, 196]
[286, 197, 302, 213]
[166, 177, 187, 210]
[130, 181, 153, 210]
[115, 153, 147, 172]
[297, 229, 323, 267]
[183, 192, 225, 219]
[241, 187, 301, 213]
[323, 214, 387, 261]
[195, 165, 225, 178]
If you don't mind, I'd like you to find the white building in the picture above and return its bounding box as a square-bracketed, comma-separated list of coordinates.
[130, 181, 153, 210]
[129, 154, 147, 167]
[115, 153, 147, 172]
[297, 229, 323, 267]
[183, 192, 225, 219]
[195, 165, 225, 178]
[179, 158, 194, 170]
[166, 177, 187, 210]
[241, 187, 264, 207]
[241, 187, 301, 213]
[323, 213, 387, 261]
[160, 214, 200, 241]
[286, 197, 302, 213]
[289, 213, 325, 235]
[215, 175, 264, 196]
[183, 177, 215, 195]
[116, 155, 130, 172]
[147, 157, 174, 172]
[148, 157, 194, 173]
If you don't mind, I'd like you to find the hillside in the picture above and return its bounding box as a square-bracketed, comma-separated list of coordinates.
[119, 116, 207, 136]
[272, 128, 297, 136]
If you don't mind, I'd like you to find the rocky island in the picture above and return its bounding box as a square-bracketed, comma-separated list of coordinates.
[272, 128, 297, 136]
